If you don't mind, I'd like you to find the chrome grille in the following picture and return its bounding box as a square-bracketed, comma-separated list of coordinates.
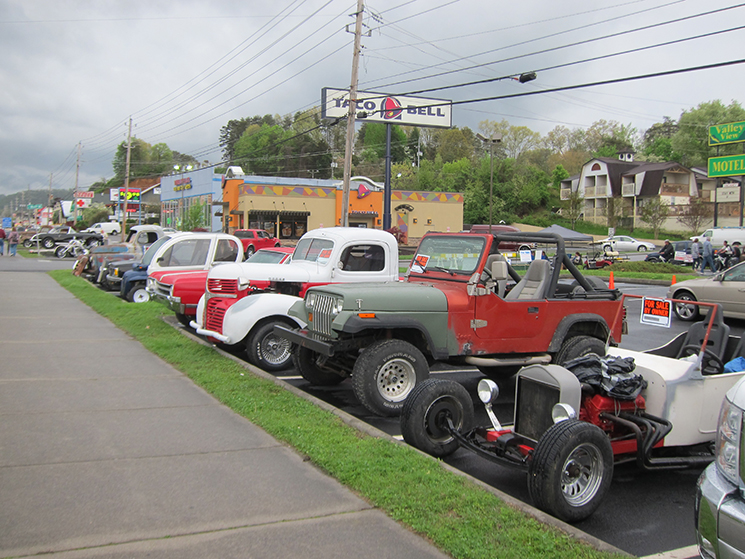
[208, 278, 238, 295]
[153, 280, 172, 298]
[313, 294, 336, 337]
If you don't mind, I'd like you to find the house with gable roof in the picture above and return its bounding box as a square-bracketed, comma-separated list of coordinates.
[560, 151, 717, 232]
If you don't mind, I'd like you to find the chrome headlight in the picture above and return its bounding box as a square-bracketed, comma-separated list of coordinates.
[716, 397, 742, 486]
[146, 277, 156, 289]
[478, 379, 499, 404]
[305, 292, 317, 310]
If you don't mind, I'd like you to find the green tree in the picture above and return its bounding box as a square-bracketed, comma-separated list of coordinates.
[672, 100, 745, 167]
[233, 123, 289, 175]
[677, 197, 713, 235]
[563, 190, 584, 229]
[640, 197, 670, 239]
[183, 200, 207, 231]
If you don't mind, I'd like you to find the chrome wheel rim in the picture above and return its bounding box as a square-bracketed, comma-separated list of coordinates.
[376, 358, 416, 402]
[259, 334, 292, 366]
[675, 295, 696, 319]
[561, 443, 604, 507]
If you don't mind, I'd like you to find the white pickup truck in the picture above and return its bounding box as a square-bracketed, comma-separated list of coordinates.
[192, 227, 401, 371]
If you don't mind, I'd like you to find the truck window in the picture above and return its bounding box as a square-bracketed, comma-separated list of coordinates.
[340, 244, 385, 271]
[293, 238, 334, 264]
[215, 239, 239, 262]
[159, 239, 211, 267]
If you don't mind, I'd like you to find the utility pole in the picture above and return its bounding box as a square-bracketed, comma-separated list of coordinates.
[120, 117, 132, 242]
[74, 141, 81, 225]
[340, 0, 364, 228]
[48, 173, 53, 225]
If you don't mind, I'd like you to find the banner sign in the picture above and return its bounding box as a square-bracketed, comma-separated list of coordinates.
[321, 88, 452, 128]
[118, 188, 141, 203]
[717, 185, 741, 203]
[708, 155, 745, 177]
[709, 121, 745, 146]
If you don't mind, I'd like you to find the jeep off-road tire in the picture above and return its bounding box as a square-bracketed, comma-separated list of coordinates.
[352, 339, 429, 417]
[554, 335, 607, 365]
[527, 419, 613, 523]
[246, 320, 294, 372]
[293, 346, 345, 386]
[401, 378, 474, 458]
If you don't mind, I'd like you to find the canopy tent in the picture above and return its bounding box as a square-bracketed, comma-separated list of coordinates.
[538, 224, 594, 242]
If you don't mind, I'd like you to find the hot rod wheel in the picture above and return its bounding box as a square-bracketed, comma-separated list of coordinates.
[351, 339, 429, 417]
[246, 320, 294, 372]
[527, 419, 613, 522]
[400, 378, 474, 457]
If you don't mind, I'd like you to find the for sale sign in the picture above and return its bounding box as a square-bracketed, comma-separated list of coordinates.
[641, 297, 672, 328]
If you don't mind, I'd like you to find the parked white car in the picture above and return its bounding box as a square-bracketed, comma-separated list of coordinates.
[598, 235, 656, 252]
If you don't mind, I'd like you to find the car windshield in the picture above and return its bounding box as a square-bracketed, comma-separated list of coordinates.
[141, 236, 172, 266]
[292, 238, 334, 265]
[410, 235, 486, 275]
[247, 250, 289, 264]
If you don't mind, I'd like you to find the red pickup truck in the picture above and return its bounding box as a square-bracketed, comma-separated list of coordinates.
[233, 229, 280, 257]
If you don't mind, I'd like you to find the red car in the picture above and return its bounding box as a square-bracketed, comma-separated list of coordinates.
[234, 229, 280, 257]
[148, 246, 293, 326]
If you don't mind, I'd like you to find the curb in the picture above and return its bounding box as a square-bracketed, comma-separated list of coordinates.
[166, 316, 631, 558]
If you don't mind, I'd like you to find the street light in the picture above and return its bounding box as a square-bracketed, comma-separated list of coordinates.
[476, 133, 503, 234]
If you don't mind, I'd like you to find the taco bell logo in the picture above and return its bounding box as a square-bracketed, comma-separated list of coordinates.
[383, 97, 403, 120]
[357, 184, 371, 198]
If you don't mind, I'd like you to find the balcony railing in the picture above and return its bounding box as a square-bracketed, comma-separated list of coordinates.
[659, 183, 688, 195]
[621, 184, 635, 196]
[584, 186, 596, 198]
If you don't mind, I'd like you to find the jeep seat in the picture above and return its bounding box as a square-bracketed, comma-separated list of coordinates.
[505, 259, 550, 300]
[483, 254, 508, 297]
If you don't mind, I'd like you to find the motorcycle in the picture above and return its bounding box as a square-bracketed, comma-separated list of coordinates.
[55, 238, 89, 259]
[714, 250, 738, 271]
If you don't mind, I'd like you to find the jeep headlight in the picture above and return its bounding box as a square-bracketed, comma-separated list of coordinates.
[331, 297, 344, 314]
[305, 292, 317, 310]
[716, 397, 742, 486]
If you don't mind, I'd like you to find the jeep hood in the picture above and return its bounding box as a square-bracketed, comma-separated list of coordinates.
[313, 282, 448, 312]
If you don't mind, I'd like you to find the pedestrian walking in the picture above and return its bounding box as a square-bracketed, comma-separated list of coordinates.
[7, 227, 20, 256]
[691, 238, 701, 271]
[0, 227, 5, 255]
[701, 237, 716, 273]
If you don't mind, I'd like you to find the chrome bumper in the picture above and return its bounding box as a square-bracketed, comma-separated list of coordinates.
[696, 462, 745, 559]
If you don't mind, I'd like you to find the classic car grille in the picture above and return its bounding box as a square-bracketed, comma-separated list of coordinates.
[312, 294, 336, 337]
[205, 299, 227, 334]
[514, 375, 560, 442]
[208, 278, 238, 295]
[152, 281, 172, 298]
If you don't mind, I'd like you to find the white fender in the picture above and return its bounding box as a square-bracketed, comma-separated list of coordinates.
[219, 293, 306, 346]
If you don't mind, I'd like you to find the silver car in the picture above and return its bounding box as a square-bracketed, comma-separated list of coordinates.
[599, 235, 657, 252]
[668, 262, 745, 321]
[695, 376, 745, 558]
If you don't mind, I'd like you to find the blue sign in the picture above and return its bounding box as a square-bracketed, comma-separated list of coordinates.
[2, 217, 11, 229]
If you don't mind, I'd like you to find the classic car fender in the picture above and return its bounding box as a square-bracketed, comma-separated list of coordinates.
[199, 293, 306, 346]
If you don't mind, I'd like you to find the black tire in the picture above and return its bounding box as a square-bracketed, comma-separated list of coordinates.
[127, 284, 150, 303]
[351, 339, 430, 417]
[42, 237, 55, 249]
[527, 419, 613, 522]
[554, 335, 606, 365]
[671, 290, 699, 321]
[637, 245, 648, 251]
[246, 320, 294, 372]
[22, 239, 32, 248]
[54, 246, 67, 259]
[294, 346, 345, 386]
[86, 238, 102, 248]
[401, 378, 474, 458]
[175, 313, 192, 328]
[602, 244, 611, 252]
[245, 245, 255, 258]
[646, 256, 662, 263]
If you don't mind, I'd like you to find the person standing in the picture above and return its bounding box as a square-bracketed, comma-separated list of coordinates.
[691, 238, 701, 271]
[0, 227, 5, 255]
[701, 237, 716, 273]
[7, 227, 20, 256]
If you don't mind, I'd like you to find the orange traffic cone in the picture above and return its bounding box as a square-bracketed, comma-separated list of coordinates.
[609, 271, 615, 289]
[671, 275, 677, 285]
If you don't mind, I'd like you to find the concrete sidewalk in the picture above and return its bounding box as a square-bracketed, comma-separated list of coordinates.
[0, 270, 448, 559]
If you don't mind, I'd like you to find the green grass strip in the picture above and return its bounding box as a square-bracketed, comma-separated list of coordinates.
[50, 270, 624, 559]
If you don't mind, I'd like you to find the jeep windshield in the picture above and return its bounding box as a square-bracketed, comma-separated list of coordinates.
[292, 237, 334, 265]
[409, 235, 485, 276]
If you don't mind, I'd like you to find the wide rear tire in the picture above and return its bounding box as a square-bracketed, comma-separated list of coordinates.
[294, 346, 345, 386]
[527, 419, 613, 523]
[401, 378, 474, 458]
[351, 339, 429, 417]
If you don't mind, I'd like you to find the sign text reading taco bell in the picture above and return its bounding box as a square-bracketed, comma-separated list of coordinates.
[321, 88, 452, 129]
[709, 121, 745, 146]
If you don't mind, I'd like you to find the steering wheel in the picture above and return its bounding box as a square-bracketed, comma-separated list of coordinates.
[679, 344, 724, 375]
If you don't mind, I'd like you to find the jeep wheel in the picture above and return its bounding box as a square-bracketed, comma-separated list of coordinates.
[127, 285, 150, 303]
[401, 378, 474, 458]
[247, 321, 294, 372]
[352, 339, 429, 417]
[554, 335, 606, 365]
[527, 419, 613, 523]
[294, 346, 345, 386]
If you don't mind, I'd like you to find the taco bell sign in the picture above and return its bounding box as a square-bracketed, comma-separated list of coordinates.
[322, 88, 452, 129]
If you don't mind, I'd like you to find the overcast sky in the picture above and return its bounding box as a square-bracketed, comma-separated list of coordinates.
[1, 0, 744, 198]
